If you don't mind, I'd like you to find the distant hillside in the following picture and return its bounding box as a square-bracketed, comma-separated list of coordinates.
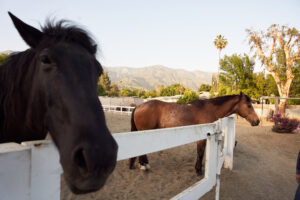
[104, 65, 213, 91]
[0, 50, 14, 55]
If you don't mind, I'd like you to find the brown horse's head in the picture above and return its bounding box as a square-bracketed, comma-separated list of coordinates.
[235, 92, 260, 126]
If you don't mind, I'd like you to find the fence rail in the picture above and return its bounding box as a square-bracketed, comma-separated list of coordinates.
[102, 105, 135, 114]
[0, 113, 236, 200]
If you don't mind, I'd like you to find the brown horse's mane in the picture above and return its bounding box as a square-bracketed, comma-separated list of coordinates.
[189, 94, 251, 107]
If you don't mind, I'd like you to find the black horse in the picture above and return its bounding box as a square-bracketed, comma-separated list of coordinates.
[0, 12, 118, 194]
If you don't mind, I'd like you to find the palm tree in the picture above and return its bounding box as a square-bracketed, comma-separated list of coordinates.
[214, 35, 228, 90]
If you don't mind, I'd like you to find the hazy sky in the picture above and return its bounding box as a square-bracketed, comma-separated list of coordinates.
[1, 0, 299, 72]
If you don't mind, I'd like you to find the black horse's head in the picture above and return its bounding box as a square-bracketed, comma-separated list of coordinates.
[6, 12, 118, 194]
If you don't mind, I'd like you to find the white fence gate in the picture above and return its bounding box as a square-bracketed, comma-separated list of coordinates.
[0, 114, 236, 200]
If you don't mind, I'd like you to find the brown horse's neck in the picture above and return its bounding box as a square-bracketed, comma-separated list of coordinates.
[211, 95, 239, 120]
[201, 95, 240, 121]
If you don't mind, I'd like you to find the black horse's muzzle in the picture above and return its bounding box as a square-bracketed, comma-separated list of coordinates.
[61, 130, 118, 194]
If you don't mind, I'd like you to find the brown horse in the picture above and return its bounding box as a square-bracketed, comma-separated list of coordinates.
[129, 92, 259, 175]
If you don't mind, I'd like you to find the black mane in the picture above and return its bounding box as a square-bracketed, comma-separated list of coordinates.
[41, 20, 97, 55]
[209, 95, 240, 105]
[0, 50, 35, 116]
[190, 94, 251, 106]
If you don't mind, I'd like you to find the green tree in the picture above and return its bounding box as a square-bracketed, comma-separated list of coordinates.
[214, 35, 228, 89]
[219, 54, 256, 96]
[265, 74, 279, 96]
[246, 24, 300, 114]
[144, 89, 157, 98]
[98, 72, 111, 92]
[97, 85, 106, 96]
[198, 84, 211, 92]
[0, 54, 9, 66]
[289, 60, 300, 104]
[177, 89, 199, 104]
[107, 83, 120, 97]
[273, 48, 300, 104]
[160, 84, 185, 96]
[136, 89, 146, 98]
[252, 73, 279, 98]
[120, 88, 137, 97]
[97, 71, 121, 96]
[155, 84, 164, 96]
[211, 74, 218, 93]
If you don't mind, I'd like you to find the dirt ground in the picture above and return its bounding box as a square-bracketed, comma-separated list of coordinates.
[61, 112, 300, 200]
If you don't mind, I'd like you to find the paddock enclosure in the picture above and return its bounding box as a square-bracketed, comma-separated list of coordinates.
[0, 110, 299, 200]
[1, 109, 235, 200]
[62, 112, 299, 200]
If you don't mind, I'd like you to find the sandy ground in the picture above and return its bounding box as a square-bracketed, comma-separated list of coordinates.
[61, 112, 300, 200]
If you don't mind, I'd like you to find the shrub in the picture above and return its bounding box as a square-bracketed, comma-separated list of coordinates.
[271, 114, 299, 133]
[177, 90, 199, 104]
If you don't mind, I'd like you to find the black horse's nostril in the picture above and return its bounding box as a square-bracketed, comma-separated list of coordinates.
[257, 120, 260, 125]
[73, 147, 89, 175]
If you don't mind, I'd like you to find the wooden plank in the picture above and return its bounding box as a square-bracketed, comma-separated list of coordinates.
[22, 140, 62, 200]
[224, 116, 236, 169]
[171, 177, 215, 200]
[114, 123, 216, 161]
[0, 143, 31, 200]
[171, 130, 219, 200]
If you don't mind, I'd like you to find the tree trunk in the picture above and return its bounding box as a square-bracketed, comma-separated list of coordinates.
[279, 98, 287, 115]
[217, 49, 221, 91]
[277, 77, 293, 116]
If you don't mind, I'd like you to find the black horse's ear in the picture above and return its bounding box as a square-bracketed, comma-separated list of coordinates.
[8, 12, 43, 48]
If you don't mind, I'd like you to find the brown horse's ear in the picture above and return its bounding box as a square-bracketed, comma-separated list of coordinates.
[239, 92, 244, 100]
[8, 12, 43, 48]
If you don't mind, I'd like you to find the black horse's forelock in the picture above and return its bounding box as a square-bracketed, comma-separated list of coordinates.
[41, 20, 97, 55]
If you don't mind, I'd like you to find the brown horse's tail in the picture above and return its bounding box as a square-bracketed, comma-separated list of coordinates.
[131, 107, 137, 132]
[129, 107, 137, 169]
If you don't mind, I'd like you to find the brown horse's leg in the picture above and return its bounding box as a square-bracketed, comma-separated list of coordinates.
[129, 155, 149, 170]
[138, 155, 150, 170]
[129, 157, 137, 169]
[195, 140, 206, 176]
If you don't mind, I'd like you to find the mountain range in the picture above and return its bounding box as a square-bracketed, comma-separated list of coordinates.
[104, 65, 213, 91]
[0, 51, 213, 91]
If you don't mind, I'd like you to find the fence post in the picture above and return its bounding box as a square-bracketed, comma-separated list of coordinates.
[215, 119, 224, 200]
[223, 115, 236, 169]
[22, 140, 62, 200]
[0, 143, 31, 200]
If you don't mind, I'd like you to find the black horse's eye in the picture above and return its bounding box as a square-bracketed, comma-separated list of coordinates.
[41, 55, 52, 64]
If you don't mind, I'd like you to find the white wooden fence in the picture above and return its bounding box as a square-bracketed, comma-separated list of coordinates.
[102, 105, 135, 114]
[0, 114, 236, 200]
